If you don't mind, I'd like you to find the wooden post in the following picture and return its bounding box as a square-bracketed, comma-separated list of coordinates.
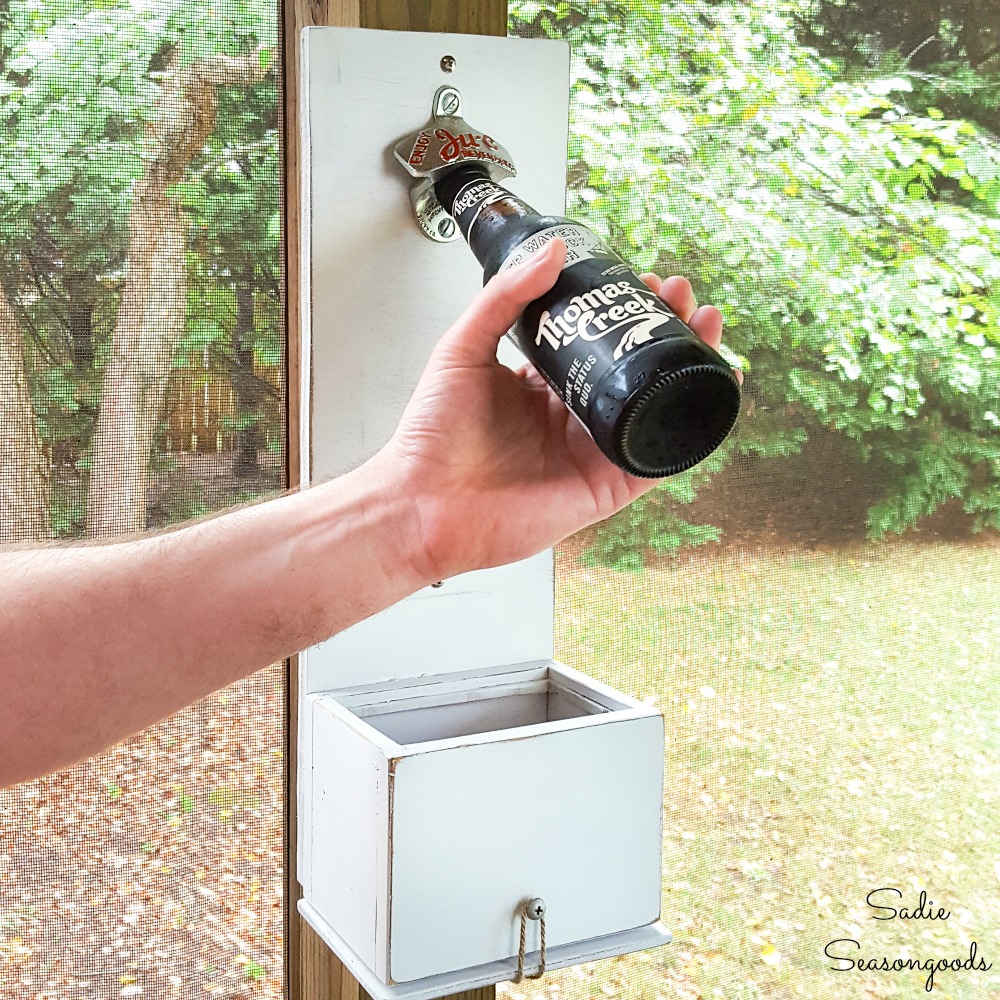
[282, 1, 507, 997]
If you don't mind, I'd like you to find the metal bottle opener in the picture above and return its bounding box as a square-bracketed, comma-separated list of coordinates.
[393, 86, 517, 243]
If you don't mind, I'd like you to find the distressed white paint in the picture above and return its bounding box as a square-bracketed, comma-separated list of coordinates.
[308, 695, 389, 975]
[306, 662, 665, 992]
[302, 557, 555, 696]
[388, 709, 664, 982]
[299, 24, 567, 694]
[299, 26, 570, 490]
[300, 898, 671, 1000]
[296, 27, 670, 999]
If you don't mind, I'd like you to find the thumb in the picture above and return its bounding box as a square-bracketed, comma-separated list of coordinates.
[441, 238, 566, 365]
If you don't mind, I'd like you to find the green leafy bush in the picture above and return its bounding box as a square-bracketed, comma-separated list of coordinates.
[511, 0, 1000, 563]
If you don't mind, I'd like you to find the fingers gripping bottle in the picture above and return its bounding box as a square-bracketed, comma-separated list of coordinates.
[434, 163, 741, 477]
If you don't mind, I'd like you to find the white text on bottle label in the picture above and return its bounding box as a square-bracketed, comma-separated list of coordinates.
[500, 224, 615, 272]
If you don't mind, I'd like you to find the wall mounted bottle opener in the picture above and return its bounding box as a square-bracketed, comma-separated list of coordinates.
[393, 86, 517, 243]
[300, 30, 671, 999]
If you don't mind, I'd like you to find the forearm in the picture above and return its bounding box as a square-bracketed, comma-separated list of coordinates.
[0, 459, 425, 787]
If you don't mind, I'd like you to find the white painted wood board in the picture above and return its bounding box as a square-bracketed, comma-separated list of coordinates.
[387, 714, 665, 982]
[304, 662, 667, 992]
[300, 897, 671, 1000]
[296, 29, 671, 997]
[302, 555, 555, 695]
[299, 25, 570, 691]
[307, 695, 391, 978]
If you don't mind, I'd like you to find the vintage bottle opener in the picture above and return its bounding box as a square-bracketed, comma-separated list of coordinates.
[393, 86, 517, 242]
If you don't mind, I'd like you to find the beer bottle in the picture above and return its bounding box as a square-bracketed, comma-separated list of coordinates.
[434, 163, 741, 478]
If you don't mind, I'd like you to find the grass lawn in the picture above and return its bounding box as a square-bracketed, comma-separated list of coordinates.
[501, 538, 1000, 1000]
[3, 537, 996, 999]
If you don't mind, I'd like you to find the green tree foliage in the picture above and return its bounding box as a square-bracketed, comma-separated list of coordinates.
[799, 0, 1000, 73]
[175, 80, 282, 477]
[0, 0, 278, 536]
[799, 1, 1000, 163]
[512, 0, 1000, 566]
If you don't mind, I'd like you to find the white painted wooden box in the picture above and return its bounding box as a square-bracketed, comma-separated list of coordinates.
[298, 27, 670, 1000]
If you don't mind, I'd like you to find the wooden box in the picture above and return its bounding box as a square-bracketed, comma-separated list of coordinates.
[301, 659, 665, 996]
[297, 27, 670, 1000]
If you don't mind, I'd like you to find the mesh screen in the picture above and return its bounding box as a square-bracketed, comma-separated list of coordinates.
[3, 3, 999, 999]
[0, 1, 284, 996]
[505, 3, 1000, 999]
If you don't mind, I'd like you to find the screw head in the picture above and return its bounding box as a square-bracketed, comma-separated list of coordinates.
[440, 54, 456, 73]
[433, 85, 463, 119]
[526, 898, 545, 920]
[437, 218, 456, 239]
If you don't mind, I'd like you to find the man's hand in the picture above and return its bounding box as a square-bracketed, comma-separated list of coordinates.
[373, 238, 735, 584]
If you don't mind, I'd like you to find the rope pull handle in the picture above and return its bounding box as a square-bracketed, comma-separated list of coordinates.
[513, 897, 547, 983]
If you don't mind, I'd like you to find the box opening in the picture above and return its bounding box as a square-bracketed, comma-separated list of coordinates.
[348, 671, 617, 745]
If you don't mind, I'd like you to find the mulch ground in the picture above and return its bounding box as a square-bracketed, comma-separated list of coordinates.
[0, 667, 285, 1000]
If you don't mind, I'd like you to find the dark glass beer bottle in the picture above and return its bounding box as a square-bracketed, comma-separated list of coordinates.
[434, 163, 741, 478]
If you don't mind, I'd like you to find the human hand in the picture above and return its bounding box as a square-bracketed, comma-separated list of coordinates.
[372, 239, 737, 584]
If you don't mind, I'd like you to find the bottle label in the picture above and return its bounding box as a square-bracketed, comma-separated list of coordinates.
[499, 223, 616, 272]
[450, 177, 529, 240]
[516, 262, 684, 422]
[534, 277, 672, 358]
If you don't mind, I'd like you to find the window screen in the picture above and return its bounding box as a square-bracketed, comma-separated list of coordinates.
[0, 1, 284, 996]
[508, 3, 999, 999]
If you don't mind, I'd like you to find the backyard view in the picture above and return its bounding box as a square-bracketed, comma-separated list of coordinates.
[1, 0, 285, 995]
[506, 498, 1000, 1000]
[504, 2, 1000, 996]
[2, 0, 998, 997]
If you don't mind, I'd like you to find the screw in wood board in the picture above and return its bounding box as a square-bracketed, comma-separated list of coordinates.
[440, 54, 456, 73]
[435, 86, 461, 118]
